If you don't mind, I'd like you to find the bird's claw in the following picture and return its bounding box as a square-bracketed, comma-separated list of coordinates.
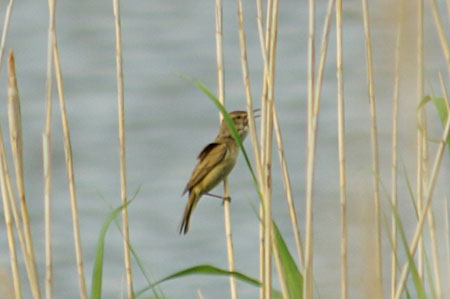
[222, 196, 231, 205]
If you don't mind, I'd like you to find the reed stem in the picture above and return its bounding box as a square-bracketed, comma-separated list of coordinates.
[112, 0, 134, 297]
[361, 0, 383, 296]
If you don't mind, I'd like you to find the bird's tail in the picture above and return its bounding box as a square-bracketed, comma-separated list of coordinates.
[179, 191, 199, 234]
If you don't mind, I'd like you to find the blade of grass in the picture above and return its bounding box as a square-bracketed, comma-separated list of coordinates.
[105, 187, 165, 299]
[91, 200, 133, 299]
[387, 199, 426, 298]
[272, 222, 303, 299]
[382, 211, 413, 299]
[135, 265, 282, 299]
[422, 95, 450, 159]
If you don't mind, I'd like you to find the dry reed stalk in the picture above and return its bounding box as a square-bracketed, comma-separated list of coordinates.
[447, 0, 450, 21]
[304, 0, 315, 296]
[394, 96, 450, 299]
[255, 0, 277, 297]
[429, 0, 450, 74]
[237, 0, 263, 185]
[197, 289, 205, 299]
[0, 11, 31, 299]
[426, 208, 442, 299]
[42, 133, 52, 299]
[52, 23, 88, 299]
[271, 103, 304, 269]
[112, 0, 134, 297]
[3, 55, 37, 299]
[263, 0, 280, 297]
[49, 2, 87, 298]
[0, 130, 21, 298]
[313, 0, 334, 116]
[214, 0, 238, 297]
[390, 0, 403, 296]
[0, 6, 24, 299]
[335, 0, 347, 298]
[0, 0, 15, 72]
[441, 73, 450, 112]
[44, 0, 55, 297]
[304, 0, 335, 297]
[255, 1, 267, 295]
[416, 0, 425, 279]
[8, 50, 41, 298]
[445, 200, 450, 297]
[361, 0, 383, 296]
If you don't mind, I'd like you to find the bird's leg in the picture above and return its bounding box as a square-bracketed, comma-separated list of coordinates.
[204, 192, 231, 205]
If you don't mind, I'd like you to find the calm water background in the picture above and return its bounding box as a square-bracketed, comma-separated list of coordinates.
[0, 0, 448, 298]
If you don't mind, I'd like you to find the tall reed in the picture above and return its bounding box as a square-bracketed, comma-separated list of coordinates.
[113, 0, 134, 297]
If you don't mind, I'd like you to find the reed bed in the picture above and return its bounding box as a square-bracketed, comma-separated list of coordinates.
[0, 0, 449, 299]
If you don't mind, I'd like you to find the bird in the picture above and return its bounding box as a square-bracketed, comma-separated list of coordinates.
[179, 110, 251, 234]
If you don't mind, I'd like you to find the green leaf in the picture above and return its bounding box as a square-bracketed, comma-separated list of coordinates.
[386, 198, 426, 298]
[422, 95, 450, 160]
[90, 200, 133, 299]
[135, 264, 282, 298]
[273, 222, 303, 299]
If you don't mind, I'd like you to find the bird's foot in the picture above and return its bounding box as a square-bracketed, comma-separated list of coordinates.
[222, 196, 231, 205]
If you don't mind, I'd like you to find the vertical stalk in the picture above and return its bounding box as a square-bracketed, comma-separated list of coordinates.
[304, 0, 315, 296]
[335, 0, 347, 297]
[416, 0, 425, 280]
[258, 0, 275, 297]
[215, 0, 238, 298]
[390, 0, 403, 297]
[237, 0, 263, 185]
[272, 103, 305, 269]
[52, 18, 88, 299]
[0, 129, 21, 299]
[8, 51, 41, 299]
[428, 0, 450, 75]
[44, 0, 55, 297]
[361, 1, 383, 296]
[0, 0, 15, 72]
[0, 2, 22, 298]
[53, 41, 88, 299]
[112, 0, 134, 297]
[263, 0, 279, 297]
[42, 133, 52, 299]
[255, 0, 268, 295]
[445, 200, 450, 298]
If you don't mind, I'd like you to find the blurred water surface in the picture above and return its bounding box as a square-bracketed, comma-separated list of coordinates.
[0, 0, 448, 298]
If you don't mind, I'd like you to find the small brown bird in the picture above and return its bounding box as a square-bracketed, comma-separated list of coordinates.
[179, 110, 250, 234]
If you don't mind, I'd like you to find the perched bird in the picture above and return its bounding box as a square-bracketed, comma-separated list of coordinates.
[179, 110, 250, 234]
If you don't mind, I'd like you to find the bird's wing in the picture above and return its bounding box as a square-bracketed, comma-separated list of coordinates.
[182, 142, 227, 195]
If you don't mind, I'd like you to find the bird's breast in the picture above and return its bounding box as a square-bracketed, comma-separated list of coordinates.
[196, 142, 239, 194]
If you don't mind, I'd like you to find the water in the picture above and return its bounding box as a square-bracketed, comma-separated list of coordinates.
[0, 0, 448, 298]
